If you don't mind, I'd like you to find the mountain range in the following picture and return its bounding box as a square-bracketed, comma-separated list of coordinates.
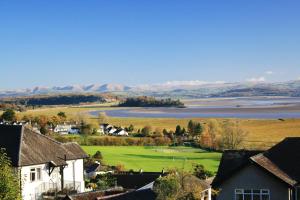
[1, 80, 300, 98]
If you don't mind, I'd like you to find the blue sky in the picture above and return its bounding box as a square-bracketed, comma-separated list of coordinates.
[0, 0, 300, 89]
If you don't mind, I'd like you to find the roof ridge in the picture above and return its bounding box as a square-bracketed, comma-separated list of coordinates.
[17, 125, 24, 167]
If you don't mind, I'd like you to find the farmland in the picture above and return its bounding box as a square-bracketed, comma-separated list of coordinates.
[82, 146, 221, 172]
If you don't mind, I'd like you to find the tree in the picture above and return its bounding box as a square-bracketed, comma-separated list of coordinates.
[187, 120, 194, 134]
[220, 120, 248, 150]
[181, 128, 186, 135]
[57, 111, 67, 122]
[127, 124, 134, 132]
[194, 123, 203, 136]
[154, 171, 207, 200]
[98, 112, 108, 124]
[193, 164, 214, 180]
[187, 120, 203, 138]
[175, 125, 182, 136]
[1, 109, 16, 122]
[153, 174, 180, 200]
[93, 151, 103, 160]
[153, 127, 163, 137]
[163, 129, 169, 136]
[37, 115, 50, 135]
[141, 125, 152, 137]
[0, 149, 21, 200]
[206, 119, 221, 149]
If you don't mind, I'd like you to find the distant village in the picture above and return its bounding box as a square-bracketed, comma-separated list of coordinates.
[52, 123, 129, 136]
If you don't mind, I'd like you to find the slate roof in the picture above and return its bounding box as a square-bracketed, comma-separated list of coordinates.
[0, 124, 87, 167]
[251, 153, 297, 186]
[263, 137, 300, 184]
[86, 162, 101, 173]
[212, 137, 300, 188]
[211, 150, 263, 187]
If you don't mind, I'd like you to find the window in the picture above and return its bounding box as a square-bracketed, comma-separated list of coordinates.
[235, 189, 270, 200]
[30, 168, 42, 182]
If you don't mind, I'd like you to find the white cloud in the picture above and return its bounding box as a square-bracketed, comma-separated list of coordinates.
[164, 80, 226, 86]
[246, 76, 266, 83]
[265, 71, 274, 75]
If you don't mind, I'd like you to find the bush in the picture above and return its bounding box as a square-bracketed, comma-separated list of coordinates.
[153, 174, 180, 200]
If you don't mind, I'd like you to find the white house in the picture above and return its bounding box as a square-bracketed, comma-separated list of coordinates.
[99, 124, 128, 136]
[0, 124, 87, 200]
[54, 125, 80, 135]
[54, 124, 72, 134]
[113, 129, 129, 136]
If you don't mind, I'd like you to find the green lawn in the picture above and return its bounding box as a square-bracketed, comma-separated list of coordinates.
[82, 146, 221, 173]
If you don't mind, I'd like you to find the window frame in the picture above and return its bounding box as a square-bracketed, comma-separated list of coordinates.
[235, 189, 270, 200]
[30, 167, 42, 182]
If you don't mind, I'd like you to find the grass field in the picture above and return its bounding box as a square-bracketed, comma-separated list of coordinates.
[82, 146, 221, 173]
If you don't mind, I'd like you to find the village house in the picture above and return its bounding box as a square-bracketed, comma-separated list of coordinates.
[212, 137, 300, 200]
[99, 124, 129, 136]
[54, 124, 80, 135]
[0, 124, 88, 200]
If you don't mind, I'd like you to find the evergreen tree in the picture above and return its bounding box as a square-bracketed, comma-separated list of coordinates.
[175, 125, 182, 136]
[188, 120, 194, 134]
[1, 109, 16, 122]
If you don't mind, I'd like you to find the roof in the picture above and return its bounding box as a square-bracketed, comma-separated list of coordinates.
[114, 172, 163, 189]
[0, 124, 87, 167]
[212, 150, 263, 187]
[251, 153, 297, 186]
[252, 137, 300, 186]
[86, 162, 101, 173]
[107, 189, 156, 200]
[212, 137, 300, 188]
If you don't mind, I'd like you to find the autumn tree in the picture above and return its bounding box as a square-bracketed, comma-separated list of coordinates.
[206, 119, 221, 149]
[141, 125, 152, 137]
[220, 120, 248, 150]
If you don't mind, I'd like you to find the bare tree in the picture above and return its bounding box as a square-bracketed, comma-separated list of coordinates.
[220, 120, 248, 150]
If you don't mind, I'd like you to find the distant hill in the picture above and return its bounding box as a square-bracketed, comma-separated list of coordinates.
[1, 80, 300, 98]
[0, 83, 132, 97]
[0, 94, 107, 107]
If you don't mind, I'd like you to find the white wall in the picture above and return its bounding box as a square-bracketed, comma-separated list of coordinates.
[20, 159, 84, 200]
[64, 159, 85, 192]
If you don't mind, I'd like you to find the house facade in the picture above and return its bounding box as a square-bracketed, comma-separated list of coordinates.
[0, 124, 87, 200]
[212, 138, 300, 200]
